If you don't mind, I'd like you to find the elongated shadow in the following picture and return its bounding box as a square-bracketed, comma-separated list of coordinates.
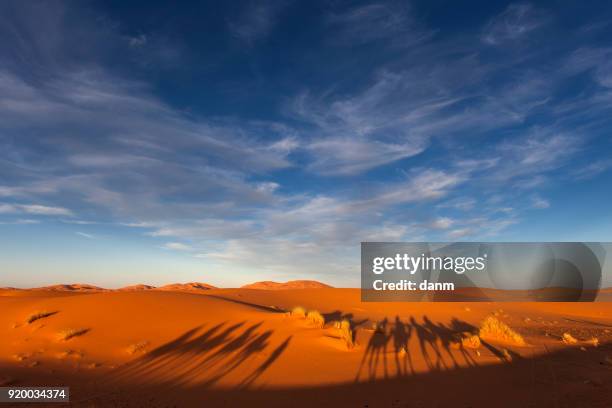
[110, 321, 290, 389]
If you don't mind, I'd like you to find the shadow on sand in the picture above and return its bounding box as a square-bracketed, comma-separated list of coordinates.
[110, 321, 291, 389]
[354, 315, 515, 381]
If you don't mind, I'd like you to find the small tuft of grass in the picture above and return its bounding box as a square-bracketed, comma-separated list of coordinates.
[586, 337, 599, 347]
[479, 316, 525, 346]
[562, 332, 578, 345]
[12, 353, 29, 362]
[306, 310, 325, 328]
[26, 311, 58, 324]
[57, 328, 89, 341]
[461, 334, 481, 349]
[291, 306, 306, 318]
[339, 319, 354, 349]
[126, 341, 149, 355]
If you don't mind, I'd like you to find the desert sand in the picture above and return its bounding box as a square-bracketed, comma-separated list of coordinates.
[1, 284, 611, 407]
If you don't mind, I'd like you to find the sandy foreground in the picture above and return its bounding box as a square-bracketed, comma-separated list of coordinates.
[1, 288, 611, 407]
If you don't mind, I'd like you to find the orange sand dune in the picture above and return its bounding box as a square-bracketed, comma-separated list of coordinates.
[1, 288, 611, 407]
[241, 279, 332, 290]
[118, 284, 156, 291]
[155, 282, 217, 291]
[32, 283, 108, 292]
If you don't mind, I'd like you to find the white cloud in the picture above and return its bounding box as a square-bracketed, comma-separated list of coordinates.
[128, 34, 147, 48]
[15, 219, 40, 224]
[429, 217, 454, 230]
[327, 2, 433, 46]
[228, 1, 286, 45]
[571, 159, 612, 180]
[19, 204, 73, 216]
[447, 228, 473, 239]
[76, 231, 94, 239]
[0, 203, 17, 213]
[162, 242, 193, 251]
[531, 196, 550, 209]
[482, 3, 548, 45]
[0, 203, 73, 216]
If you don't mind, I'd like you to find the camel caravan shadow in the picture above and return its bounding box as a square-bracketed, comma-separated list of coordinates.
[355, 315, 514, 382]
[109, 321, 292, 389]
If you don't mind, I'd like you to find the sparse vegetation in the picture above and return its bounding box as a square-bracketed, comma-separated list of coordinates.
[306, 310, 325, 328]
[479, 316, 526, 346]
[57, 328, 89, 341]
[586, 337, 599, 347]
[56, 350, 83, 359]
[461, 334, 481, 349]
[291, 306, 306, 318]
[562, 332, 578, 345]
[12, 353, 29, 361]
[339, 319, 354, 349]
[26, 311, 57, 324]
[127, 341, 150, 355]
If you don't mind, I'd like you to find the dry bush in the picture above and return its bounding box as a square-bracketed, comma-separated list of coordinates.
[339, 319, 354, 349]
[562, 332, 578, 345]
[57, 328, 89, 341]
[586, 337, 599, 347]
[479, 316, 525, 346]
[126, 341, 149, 355]
[26, 311, 57, 324]
[306, 310, 325, 328]
[291, 306, 306, 318]
[461, 334, 481, 349]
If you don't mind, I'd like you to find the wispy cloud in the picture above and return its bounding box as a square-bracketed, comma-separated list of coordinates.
[531, 196, 550, 209]
[162, 242, 193, 251]
[327, 2, 432, 46]
[571, 159, 612, 180]
[228, 1, 288, 45]
[20, 204, 73, 216]
[482, 3, 549, 45]
[76, 231, 95, 239]
[0, 203, 72, 216]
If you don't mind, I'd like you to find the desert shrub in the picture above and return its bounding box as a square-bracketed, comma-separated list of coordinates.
[291, 306, 306, 318]
[479, 316, 525, 346]
[562, 332, 578, 344]
[461, 334, 481, 349]
[586, 337, 599, 347]
[127, 341, 149, 355]
[339, 319, 354, 349]
[57, 328, 89, 341]
[26, 311, 57, 324]
[306, 310, 325, 328]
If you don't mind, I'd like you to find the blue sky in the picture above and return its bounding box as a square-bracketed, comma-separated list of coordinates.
[1, 0, 611, 288]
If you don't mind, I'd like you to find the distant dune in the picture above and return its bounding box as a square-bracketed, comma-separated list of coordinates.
[118, 284, 156, 291]
[154, 282, 217, 291]
[241, 280, 332, 290]
[33, 284, 107, 292]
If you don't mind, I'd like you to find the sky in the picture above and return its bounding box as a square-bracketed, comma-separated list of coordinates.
[1, 0, 612, 288]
